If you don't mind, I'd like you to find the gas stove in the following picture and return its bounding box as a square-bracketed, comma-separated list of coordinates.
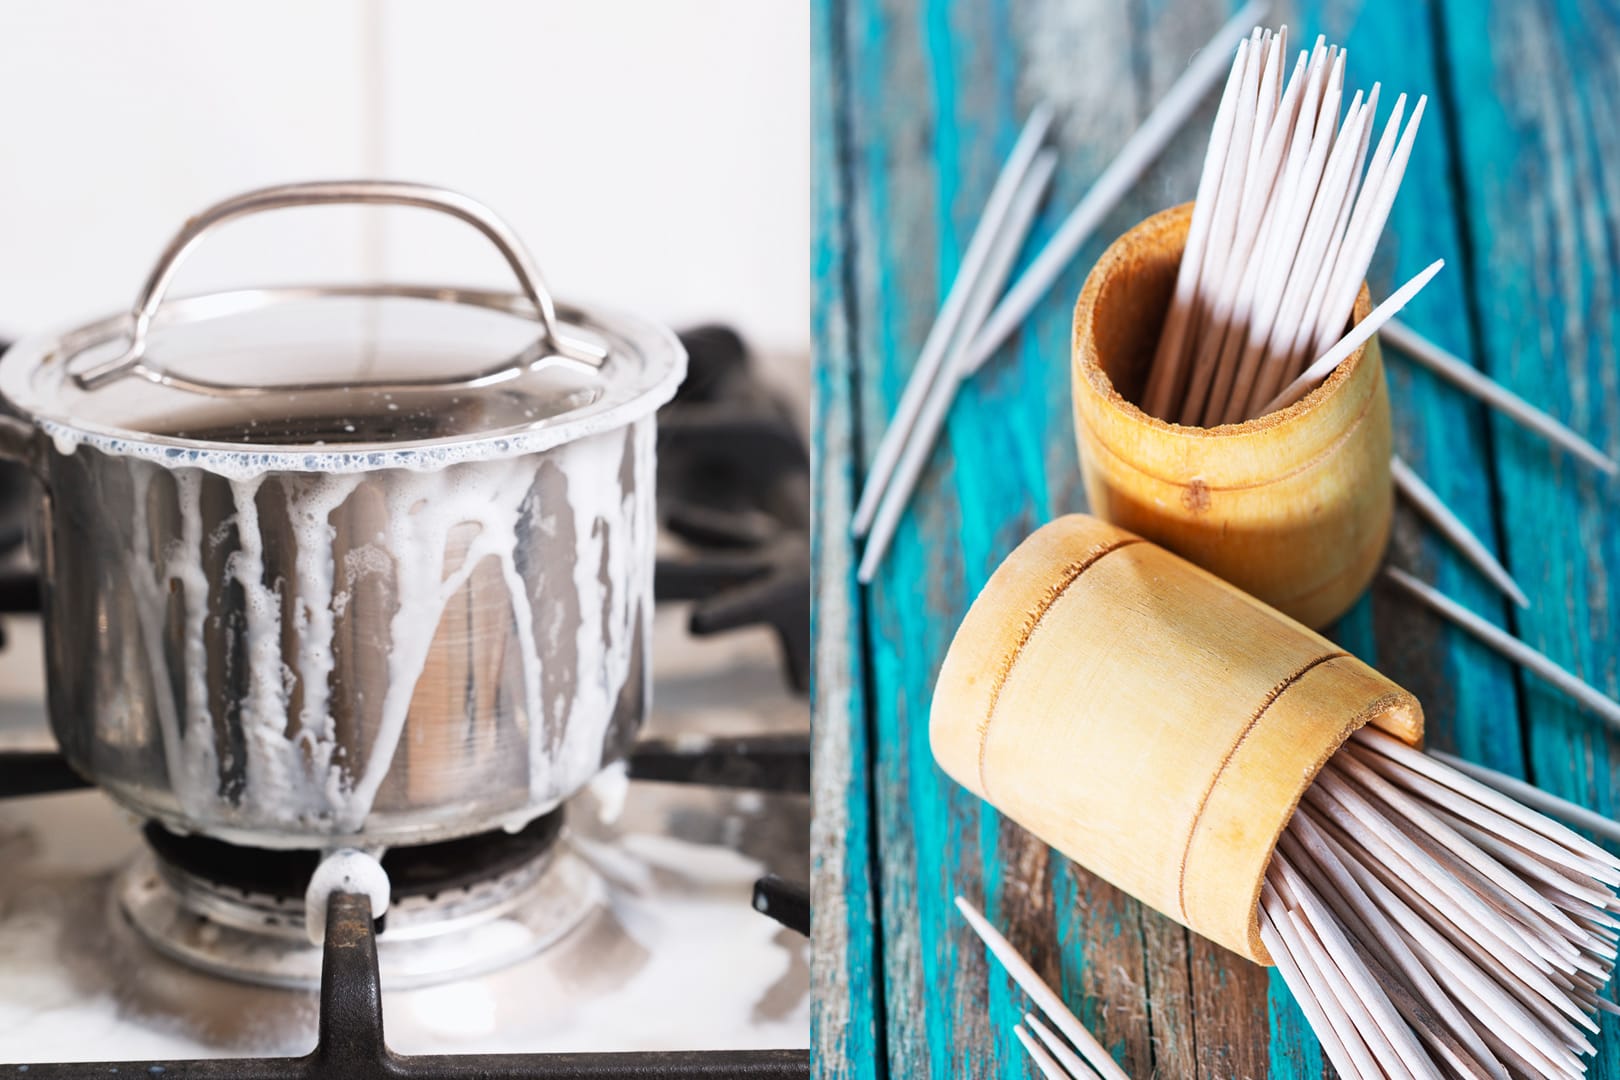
[0, 328, 810, 1077]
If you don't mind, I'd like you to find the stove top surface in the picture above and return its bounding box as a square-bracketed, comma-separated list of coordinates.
[0, 608, 810, 1061]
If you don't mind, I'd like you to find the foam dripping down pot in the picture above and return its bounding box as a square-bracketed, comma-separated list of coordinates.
[0, 181, 685, 849]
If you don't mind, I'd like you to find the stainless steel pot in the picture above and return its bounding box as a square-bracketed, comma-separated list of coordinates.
[0, 181, 685, 848]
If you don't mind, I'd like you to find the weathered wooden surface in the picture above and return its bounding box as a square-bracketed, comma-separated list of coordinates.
[810, 0, 883, 1071]
[811, 0, 1616, 1075]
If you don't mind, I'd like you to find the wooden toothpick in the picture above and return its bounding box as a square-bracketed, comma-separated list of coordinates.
[1016, 1025, 1076, 1080]
[955, 897, 1130, 1080]
[1268, 726, 1620, 1078]
[1383, 566, 1620, 732]
[1027, 1014, 1103, 1080]
[1391, 455, 1529, 608]
[1430, 750, 1620, 851]
[1380, 318, 1619, 476]
[1262, 259, 1444, 414]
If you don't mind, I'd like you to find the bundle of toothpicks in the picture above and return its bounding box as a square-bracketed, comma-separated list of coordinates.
[1142, 27, 1439, 425]
[1266, 728, 1620, 1080]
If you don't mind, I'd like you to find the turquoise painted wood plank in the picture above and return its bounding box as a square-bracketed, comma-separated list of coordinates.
[814, 0, 1609, 1074]
[810, 0, 884, 1075]
[1437, 2, 1620, 1074]
[836, 0, 1163, 1072]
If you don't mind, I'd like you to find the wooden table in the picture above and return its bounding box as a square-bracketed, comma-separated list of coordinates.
[810, 0, 1620, 1075]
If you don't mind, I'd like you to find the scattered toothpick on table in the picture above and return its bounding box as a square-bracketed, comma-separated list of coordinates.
[1142, 28, 1438, 426]
[1016, 1022, 1089, 1080]
[955, 897, 1129, 1080]
[1383, 567, 1620, 732]
[1382, 319, 1620, 476]
[1391, 455, 1529, 608]
[1024, 1014, 1103, 1080]
[852, 3, 1268, 584]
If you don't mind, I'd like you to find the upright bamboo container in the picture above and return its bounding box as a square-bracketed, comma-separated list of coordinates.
[931, 514, 1423, 963]
[1071, 203, 1393, 629]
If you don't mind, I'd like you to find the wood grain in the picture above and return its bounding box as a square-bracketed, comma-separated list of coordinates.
[810, 0, 883, 1075]
[931, 514, 1422, 962]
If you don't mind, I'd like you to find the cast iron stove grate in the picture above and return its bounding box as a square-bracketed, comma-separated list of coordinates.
[655, 326, 810, 693]
[0, 739, 810, 1078]
[6, 889, 805, 1079]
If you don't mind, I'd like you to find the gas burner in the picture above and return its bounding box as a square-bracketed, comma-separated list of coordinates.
[119, 810, 602, 989]
[657, 326, 810, 691]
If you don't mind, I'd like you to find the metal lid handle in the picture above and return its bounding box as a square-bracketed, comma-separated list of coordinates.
[73, 180, 607, 390]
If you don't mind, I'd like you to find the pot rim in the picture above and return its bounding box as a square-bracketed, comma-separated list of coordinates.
[0, 284, 686, 479]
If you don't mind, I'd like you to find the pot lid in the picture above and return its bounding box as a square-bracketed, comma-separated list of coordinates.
[0, 182, 685, 476]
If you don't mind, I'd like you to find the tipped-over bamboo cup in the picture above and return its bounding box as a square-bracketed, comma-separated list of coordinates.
[930, 514, 1423, 963]
[1071, 203, 1393, 629]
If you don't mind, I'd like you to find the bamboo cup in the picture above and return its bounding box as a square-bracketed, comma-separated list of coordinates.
[1071, 203, 1393, 629]
[930, 514, 1423, 963]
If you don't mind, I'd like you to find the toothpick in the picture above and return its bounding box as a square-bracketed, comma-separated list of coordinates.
[1305, 91, 1407, 355]
[1195, 29, 1267, 333]
[1145, 32, 1256, 418]
[1304, 800, 1590, 1071]
[1275, 739, 1620, 1078]
[1280, 82, 1383, 388]
[1183, 45, 1308, 422]
[1275, 854, 1447, 1078]
[1353, 728, 1620, 883]
[1283, 816, 1509, 1080]
[1140, 36, 1445, 433]
[1314, 767, 1560, 980]
[1195, 48, 1313, 427]
[1220, 47, 1346, 421]
[1016, 1025, 1076, 1080]
[1383, 566, 1620, 732]
[955, 897, 1130, 1080]
[1027, 1014, 1103, 1080]
[1309, 790, 1583, 1044]
[1242, 29, 1285, 204]
[965, 1, 1271, 374]
[1200, 44, 1339, 423]
[1391, 454, 1530, 608]
[1310, 96, 1429, 363]
[856, 149, 1057, 583]
[1261, 258, 1444, 414]
[1260, 903, 1369, 1078]
[1431, 750, 1620, 851]
[1380, 318, 1619, 476]
[1336, 746, 1577, 936]
[1262, 880, 1386, 1077]
[852, 102, 1055, 538]
[1246, 88, 1372, 417]
[1177, 35, 1270, 424]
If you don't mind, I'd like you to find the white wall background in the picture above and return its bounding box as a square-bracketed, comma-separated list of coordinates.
[0, 1, 809, 358]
